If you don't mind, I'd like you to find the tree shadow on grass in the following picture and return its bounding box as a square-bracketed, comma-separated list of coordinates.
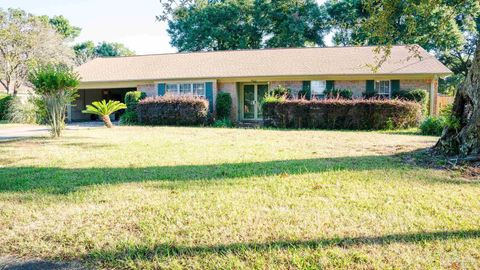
[0, 150, 476, 195]
[86, 230, 480, 264]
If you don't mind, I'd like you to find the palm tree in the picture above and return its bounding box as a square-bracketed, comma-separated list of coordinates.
[82, 100, 127, 128]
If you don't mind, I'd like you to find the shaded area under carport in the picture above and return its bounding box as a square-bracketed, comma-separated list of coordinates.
[70, 88, 134, 122]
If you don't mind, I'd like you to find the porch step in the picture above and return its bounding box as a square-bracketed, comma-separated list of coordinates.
[238, 120, 264, 128]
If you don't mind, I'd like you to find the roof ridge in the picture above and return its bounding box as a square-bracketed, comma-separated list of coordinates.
[96, 44, 419, 59]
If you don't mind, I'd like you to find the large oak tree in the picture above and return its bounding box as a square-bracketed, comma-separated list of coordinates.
[160, 0, 329, 51]
[362, 0, 480, 157]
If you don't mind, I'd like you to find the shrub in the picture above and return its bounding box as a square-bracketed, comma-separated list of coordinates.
[28, 64, 79, 137]
[6, 96, 38, 124]
[216, 92, 232, 120]
[213, 118, 233, 128]
[262, 91, 287, 105]
[0, 94, 13, 120]
[324, 88, 353, 99]
[119, 111, 138, 125]
[420, 116, 446, 136]
[120, 91, 146, 124]
[392, 88, 428, 114]
[137, 95, 208, 126]
[263, 99, 422, 130]
[125, 91, 146, 112]
[270, 85, 291, 98]
[440, 104, 461, 130]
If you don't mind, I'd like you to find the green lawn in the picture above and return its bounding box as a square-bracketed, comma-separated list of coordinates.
[0, 126, 479, 269]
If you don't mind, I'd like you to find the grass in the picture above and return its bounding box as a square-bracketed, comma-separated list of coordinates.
[0, 126, 479, 269]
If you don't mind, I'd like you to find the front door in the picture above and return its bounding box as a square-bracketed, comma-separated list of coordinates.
[242, 84, 268, 120]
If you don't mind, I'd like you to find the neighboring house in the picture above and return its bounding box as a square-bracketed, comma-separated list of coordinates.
[74, 45, 452, 122]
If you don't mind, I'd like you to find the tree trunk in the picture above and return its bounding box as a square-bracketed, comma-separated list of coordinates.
[436, 41, 480, 156]
[102, 115, 113, 128]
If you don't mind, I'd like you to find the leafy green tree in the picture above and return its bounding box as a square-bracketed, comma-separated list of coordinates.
[73, 41, 135, 65]
[28, 64, 79, 138]
[95, 42, 135, 57]
[44, 15, 81, 40]
[82, 100, 127, 128]
[168, 1, 262, 51]
[361, 0, 480, 157]
[326, 0, 479, 94]
[262, 0, 329, 48]
[163, 0, 329, 51]
[325, 0, 369, 46]
[73, 41, 96, 65]
[0, 8, 73, 95]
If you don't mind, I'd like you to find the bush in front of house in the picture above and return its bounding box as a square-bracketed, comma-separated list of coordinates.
[420, 104, 461, 136]
[213, 118, 233, 128]
[6, 96, 38, 124]
[137, 95, 209, 126]
[323, 88, 353, 99]
[0, 94, 13, 120]
[215, 92, 232, 120]
[270, 85, 291, 98]
[420, 116, 446, 136]
[392, 88, 428, 114]
[120, 91, 146, 125]
[263, 98, 422, 130]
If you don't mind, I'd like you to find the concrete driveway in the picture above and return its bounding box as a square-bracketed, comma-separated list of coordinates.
[0, 122, 107, 141]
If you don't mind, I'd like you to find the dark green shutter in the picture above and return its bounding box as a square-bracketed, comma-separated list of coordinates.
[391, 80, 400, 94]
[158, 83, 166, 96]
[302, 81, 311, 100]
[326, 80, 335, 91]
[366, 80, 375, 93]
[205, 82, 213, 112]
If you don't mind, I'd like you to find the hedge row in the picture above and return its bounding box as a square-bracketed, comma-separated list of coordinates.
[263, 99, 422, 130]
[137, 95, 208, 126]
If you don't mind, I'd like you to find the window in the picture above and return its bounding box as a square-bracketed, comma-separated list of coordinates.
[311, 81, 326, 98]
[179, 83, 191, 95]
[166, 84, 178, 95]
[164, 82, 206, 97]
[375, 80, 390, 98]
[193, 83, 205, 96]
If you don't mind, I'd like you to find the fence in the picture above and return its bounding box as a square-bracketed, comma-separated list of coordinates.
[436, 94, 454, 114]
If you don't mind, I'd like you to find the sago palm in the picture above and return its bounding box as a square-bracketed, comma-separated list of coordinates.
[82, 100, 127, 128]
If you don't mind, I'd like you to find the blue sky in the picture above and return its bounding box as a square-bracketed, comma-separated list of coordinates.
[2, 0, 326, 55]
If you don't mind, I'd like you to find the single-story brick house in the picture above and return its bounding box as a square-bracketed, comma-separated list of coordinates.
[74, 45, 452, 122]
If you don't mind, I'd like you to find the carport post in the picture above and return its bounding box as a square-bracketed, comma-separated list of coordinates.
[67, 105, 72, 123]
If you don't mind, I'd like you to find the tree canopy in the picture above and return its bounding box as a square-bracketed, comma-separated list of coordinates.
[358, 0, 480, 157]
[0, 8, 73, 95]
[41, 15, 82, 40]
[164, 0, 330, 51]
[325, 0, 479, 92]
[73, 41, 135, 65]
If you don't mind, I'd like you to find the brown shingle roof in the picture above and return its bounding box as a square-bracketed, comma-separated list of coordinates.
[76, 45, 452, 82]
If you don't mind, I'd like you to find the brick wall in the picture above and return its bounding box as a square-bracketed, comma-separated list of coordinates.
[218, 82, 238, 121]
[334, 80, 365, 97]
[400, 79, 431, 91]
[137, 84, 156, 97]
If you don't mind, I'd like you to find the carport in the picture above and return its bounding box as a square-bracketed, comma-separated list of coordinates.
[69, 88, 135, 122]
